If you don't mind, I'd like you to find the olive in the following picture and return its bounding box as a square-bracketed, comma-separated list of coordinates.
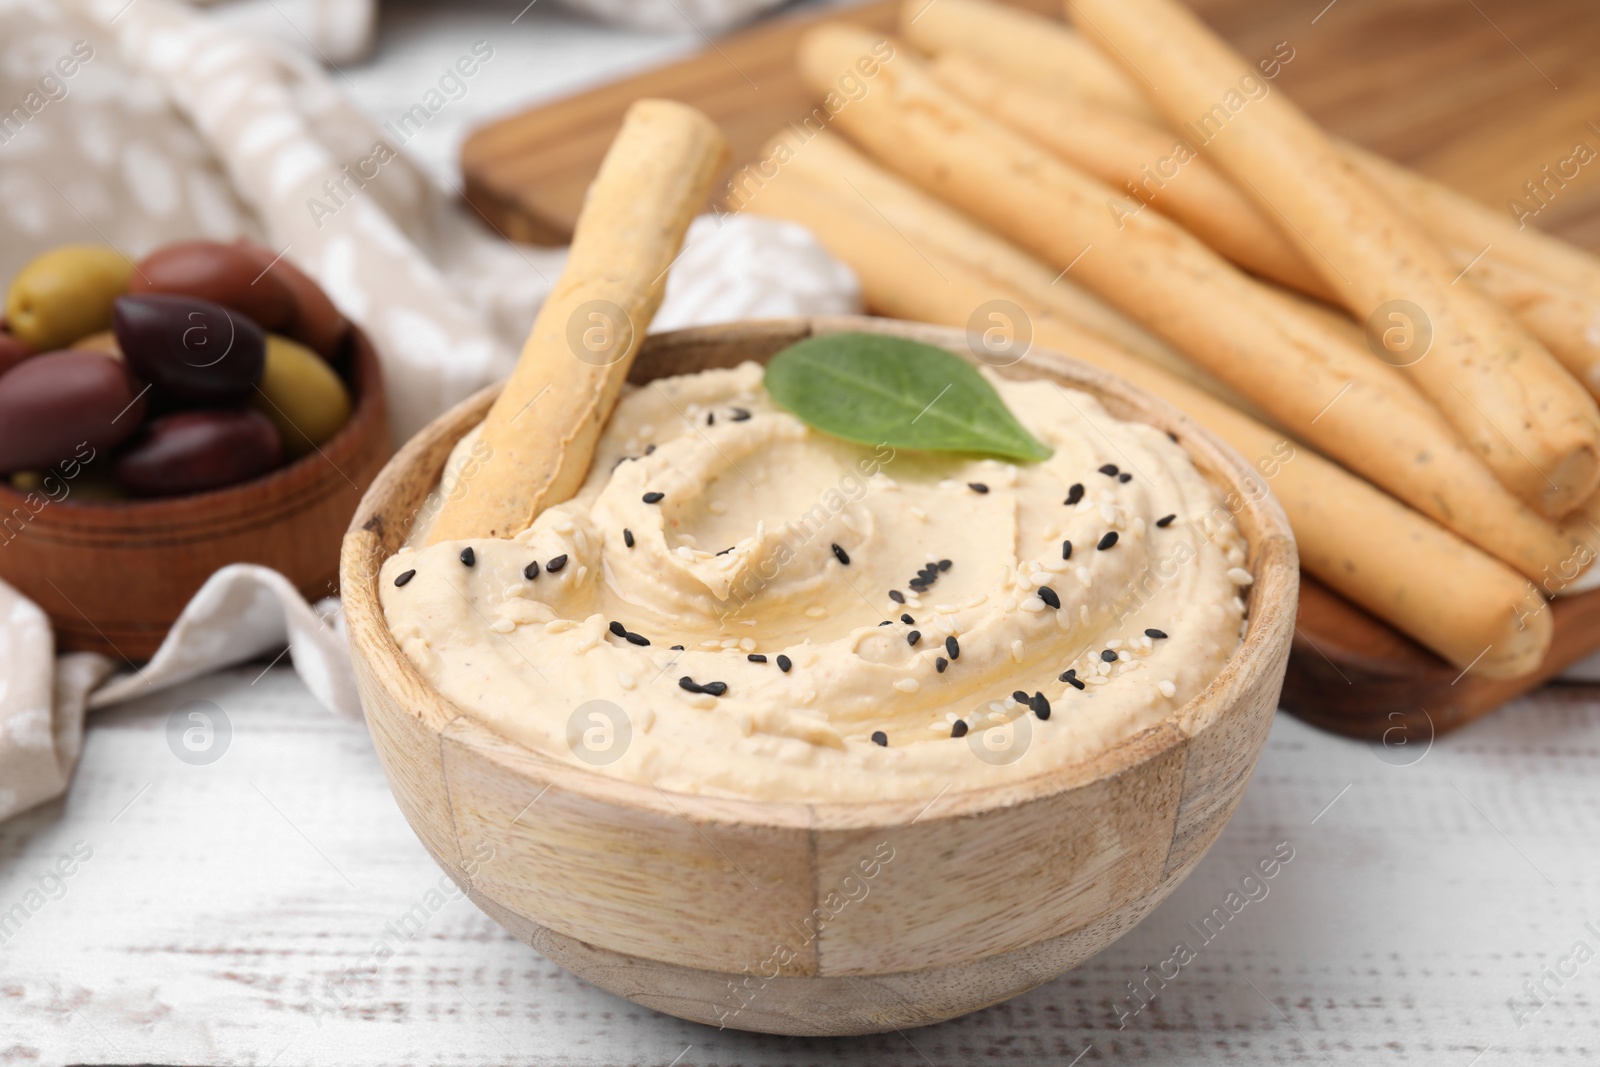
[131, 241, 296, 334]
[233, 239, 348, 359]
[71, 330, 123, 360]
[0, 330, 35, 376]
[5, 245, 133, 351]
[113, 294, 265, 405]
[0, 350, 147, 473]
[252, 334, 352, 457]
[113, 410, 283, 497]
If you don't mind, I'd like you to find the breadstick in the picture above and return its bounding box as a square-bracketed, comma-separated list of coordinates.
[898, 0, 1158, 123]
[1345, 142, 1600, 302]
[741, 128, 1273, 423]
[904, 2, 1600, 402]
[928, 51, 1333, 301]
[428, 100, 727, 543]
[1067, 0, 1600, 519]
[795, 26, 1585, 582]
[742, 175, 1549, 676]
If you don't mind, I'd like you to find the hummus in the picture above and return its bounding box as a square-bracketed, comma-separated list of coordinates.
[381, 361, 1252, 803]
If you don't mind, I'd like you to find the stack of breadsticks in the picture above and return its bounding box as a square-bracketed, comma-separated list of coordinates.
[734, 0, 1600, 679]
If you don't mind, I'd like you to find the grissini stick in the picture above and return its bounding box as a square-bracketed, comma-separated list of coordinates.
[1067, 0, 1600, 519]
[905, 1, 1600, 401]
[794, 26, 1584, 582]
[898, 0, 1159, 123]
[739, 177, 1550, 677]
[938, 50, 1600, 399]
[428, 100, 728, 543]
[928, 51, 1334, 302]
[737, 128, 1274, 424]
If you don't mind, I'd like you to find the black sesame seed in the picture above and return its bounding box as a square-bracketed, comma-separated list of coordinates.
[1119, 472, 1132, 483]
[831, 543, 850, 565]
[1012, 689, 1030, 704]
[1061, 670, 1086, 690]
[870, 730, 888, 747]
[523, 561, 540, 581]
[1145, 628, 1168, 639]
[1098, 464, 1119, 477]
[394, 569, 416, 587]
[730, 407, 751, 422]
[907, 630, 921, 646]
[459, 547, 476, 567]
[717, 547, 733, 556]
[1037, 586, 1060, 609]
[1062, 540, 1073, 561]
[609, 621, 627, 638]
[1030, 692, 1051, 720]
[678, 676, 703, 694]
[643, 491, 664, 504]
[707, 412, 715, 425]
[946, 635, 960, 660]
[623, 528, 635, 548]
[671, 644, 685, 651]
[645, 444, 657, 455]
[900, 613, 914, 624]
[968, 482, 989, 494]
[1097, 531, 1119, 550]
[1156, 514, 1176, 528]
[951, 720, 969, 739]
[748, 653, 767, 663]
[703, 681, 728, 697]
[1101, 649, 1119, 662]
[935, 656, 949, 673]
[547, 554, 569, 572]
[938, 559, 952, 571]
[879, 620, 893, 626]
[889, 590, 905, 604]
[624, 631, 650, 647]
[776, 654, 792, 673]
[1168, 431, 1179, 443]
[909, 580, 929, 592]
[1065, 483, 1085, 506]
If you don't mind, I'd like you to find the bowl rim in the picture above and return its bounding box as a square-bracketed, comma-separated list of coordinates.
[0, 326, 386, 519]
[341, 315, 1298, 831]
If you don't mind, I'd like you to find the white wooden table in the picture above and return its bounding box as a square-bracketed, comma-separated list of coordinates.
[4, 667, 1599, 1065]
[6, 3, 1600, 1063]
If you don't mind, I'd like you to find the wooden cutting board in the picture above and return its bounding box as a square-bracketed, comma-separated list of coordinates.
[459, 0, 1600, 740]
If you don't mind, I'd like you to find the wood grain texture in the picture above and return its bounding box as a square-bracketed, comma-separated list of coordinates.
[0, 332, 390, 660]
[457, 0, 1600, 741]
[338, 316, 1298, 1035]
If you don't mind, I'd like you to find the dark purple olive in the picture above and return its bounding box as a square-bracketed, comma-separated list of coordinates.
[113, 409, 283, 497]
[113, 294, 265, 406]
[0, 350, 146, 473]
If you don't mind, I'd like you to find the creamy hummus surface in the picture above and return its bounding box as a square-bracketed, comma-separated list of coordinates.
[381, 361, 1252, 803]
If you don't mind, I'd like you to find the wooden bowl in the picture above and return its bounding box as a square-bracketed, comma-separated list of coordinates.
[0, 329, 390, 660]
[340, 317, 1298, 1036]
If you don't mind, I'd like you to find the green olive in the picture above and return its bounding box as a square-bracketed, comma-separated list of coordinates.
[251, 333, 352, 458]
[5, 245, 134, 351]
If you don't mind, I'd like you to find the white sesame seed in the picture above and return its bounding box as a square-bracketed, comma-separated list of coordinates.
[575, 566, 588, 583]
[545, 619, 578, 633]
[708, 500, 728, 515]
[738, 711, 754, 736]
[1020, 597, 1046, 612]
[1158, 679, 1177, 699]
[1118, 650, 1132, 662]
[676, 546, 695, 559]
[1106, 638, 1123, 649]
[1011, 639, 1026, 662]
[490, 618, 515, 634]
[1228, 567, 1255, 586]
[617, 672, 636, 690]
[739, 637, 756, 651]
[909, 507, 928, 521]
[806, 606, 827, 618]
[894, 678, 920, 693]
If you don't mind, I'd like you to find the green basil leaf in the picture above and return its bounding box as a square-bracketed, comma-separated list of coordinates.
[763, 332, 1052, 462]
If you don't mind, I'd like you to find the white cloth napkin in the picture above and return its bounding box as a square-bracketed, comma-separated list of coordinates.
[0, 0, 860, 822]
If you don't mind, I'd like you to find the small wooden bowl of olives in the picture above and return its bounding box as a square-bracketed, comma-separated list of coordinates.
[0, 239, 390, 659]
